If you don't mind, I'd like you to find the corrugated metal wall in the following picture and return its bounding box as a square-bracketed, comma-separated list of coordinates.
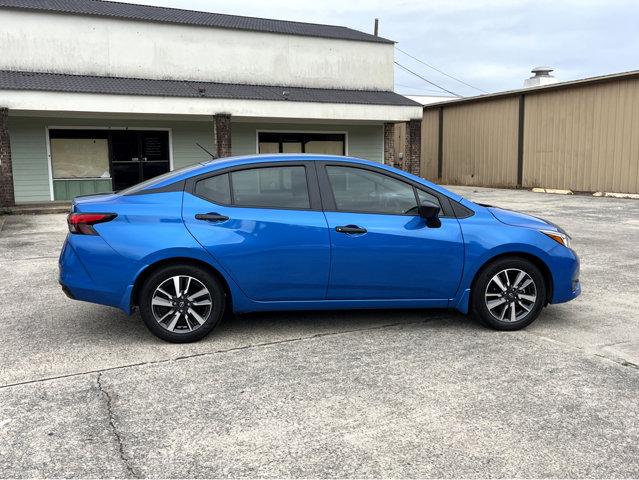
[523, 78, 639, 193]
[441, 97, 519, 187]
[421, 75, 639, 194]
[420, 109, 439, 180]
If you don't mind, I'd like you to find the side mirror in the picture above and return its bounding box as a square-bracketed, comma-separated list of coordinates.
[418, 201, 442, 228]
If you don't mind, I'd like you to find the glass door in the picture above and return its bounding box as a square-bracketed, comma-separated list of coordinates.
[111, 131, 170, 190]
[140, 131, 170, 181]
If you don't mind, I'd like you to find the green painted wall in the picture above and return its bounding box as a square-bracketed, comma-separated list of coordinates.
[8, 116, 215, 203]
[8, 116, 383, 204]
[53, 179, 113, 201]
[232, 123, 384, 162]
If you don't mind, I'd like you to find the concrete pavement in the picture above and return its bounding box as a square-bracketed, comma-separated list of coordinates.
[0, 187, 637, 478]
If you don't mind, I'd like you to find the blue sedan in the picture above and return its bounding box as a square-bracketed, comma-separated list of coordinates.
[59, 154, 580, 342]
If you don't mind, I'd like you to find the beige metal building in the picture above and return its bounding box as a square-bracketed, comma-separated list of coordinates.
[409, 70, 639, 194]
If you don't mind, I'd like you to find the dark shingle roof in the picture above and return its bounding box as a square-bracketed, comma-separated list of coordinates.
[0, 70, 421, 107]
[0, 0, 393, 44]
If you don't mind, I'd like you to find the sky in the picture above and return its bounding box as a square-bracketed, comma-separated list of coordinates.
[130, 0, 639, 97]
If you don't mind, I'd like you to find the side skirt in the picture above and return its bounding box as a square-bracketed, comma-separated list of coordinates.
[233, 298, 450, 314]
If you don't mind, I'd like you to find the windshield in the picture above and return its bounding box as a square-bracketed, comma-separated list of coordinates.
[118, 163, 202, 195]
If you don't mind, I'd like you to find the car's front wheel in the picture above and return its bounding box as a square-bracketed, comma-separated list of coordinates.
[139, 265, 225, 343]
[472, 257, 546, 331]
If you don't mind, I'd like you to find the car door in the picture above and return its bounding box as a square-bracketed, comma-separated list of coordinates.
[317, 163, 464, 301]
[182, 162, 330, 301]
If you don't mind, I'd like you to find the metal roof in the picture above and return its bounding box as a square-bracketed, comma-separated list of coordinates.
[0, 0, 393, 44]
[0, 70, 421, 107]
[423, 69, 639, 109]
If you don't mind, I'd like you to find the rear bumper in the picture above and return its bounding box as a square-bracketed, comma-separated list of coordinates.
[58, 234, 132, 311]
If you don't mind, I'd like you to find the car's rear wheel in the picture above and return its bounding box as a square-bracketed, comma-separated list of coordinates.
[139, 265, 225, 343]
[472, 257, 546, 331]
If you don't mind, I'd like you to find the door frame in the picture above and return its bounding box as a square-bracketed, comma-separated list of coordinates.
[45, 126, 173, 201]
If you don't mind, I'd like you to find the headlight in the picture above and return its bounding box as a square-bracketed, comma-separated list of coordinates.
[541, 229, 571, 248]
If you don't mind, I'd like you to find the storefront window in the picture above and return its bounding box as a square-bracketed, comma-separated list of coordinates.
[258, 132, 345, 155]
[50, 137, 110, 179]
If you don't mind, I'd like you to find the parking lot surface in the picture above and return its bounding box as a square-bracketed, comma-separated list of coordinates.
[0, 186, 637, 478]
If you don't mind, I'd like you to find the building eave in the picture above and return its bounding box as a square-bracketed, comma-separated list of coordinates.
[423, 69, 639, 110]
[0, 70, 420, 108]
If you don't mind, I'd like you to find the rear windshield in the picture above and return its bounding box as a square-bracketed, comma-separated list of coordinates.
[118, 163, 202, 195]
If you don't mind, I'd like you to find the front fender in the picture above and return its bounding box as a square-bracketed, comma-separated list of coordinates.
[451, 209, 574, 314]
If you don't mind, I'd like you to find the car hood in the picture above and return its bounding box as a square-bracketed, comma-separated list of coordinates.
[487, 206, 560, 232]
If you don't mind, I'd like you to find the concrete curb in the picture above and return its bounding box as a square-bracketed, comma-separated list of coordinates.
[532, 187, 574, 195]
[593, 191, 639, 199]
[1, 205, 71, 215]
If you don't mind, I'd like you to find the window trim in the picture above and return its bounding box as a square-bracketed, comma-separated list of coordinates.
[316, 162, 455, 217]
[185, 161, 322, 212]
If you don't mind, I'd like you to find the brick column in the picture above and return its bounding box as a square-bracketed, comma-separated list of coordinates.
[214, 113, 232, 158]
[383, 123, 395, 166]
[0, 108, 15, 207]
[404, 119, 422, 176]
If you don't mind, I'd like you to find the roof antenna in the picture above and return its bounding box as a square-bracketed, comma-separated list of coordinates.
[196, 142, 216, 159]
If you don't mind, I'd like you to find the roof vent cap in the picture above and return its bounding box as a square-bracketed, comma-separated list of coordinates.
[524, 66, 559, 88]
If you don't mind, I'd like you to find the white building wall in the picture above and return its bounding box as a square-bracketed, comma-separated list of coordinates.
[0, 10, 395, 91]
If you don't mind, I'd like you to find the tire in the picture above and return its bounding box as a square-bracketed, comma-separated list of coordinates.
[139, 265, 225, 343]
[471, 257, 546, 331]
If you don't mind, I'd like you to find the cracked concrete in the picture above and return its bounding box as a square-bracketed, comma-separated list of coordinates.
[1, 186, 638, 477]
[97, 373, 138, 479]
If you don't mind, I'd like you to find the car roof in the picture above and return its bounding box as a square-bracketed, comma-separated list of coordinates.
[146, 154, 463, 201]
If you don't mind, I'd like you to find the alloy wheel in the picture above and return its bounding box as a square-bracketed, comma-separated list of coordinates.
[484, 268, 537, 323]
[151, 275, 213, 333]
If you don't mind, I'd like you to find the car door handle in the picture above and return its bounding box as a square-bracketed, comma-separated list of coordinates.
[195, 213, 229, 222]
[335, 225, 367, 234]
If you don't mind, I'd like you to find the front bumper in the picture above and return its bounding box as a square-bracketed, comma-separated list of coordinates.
[549, 247, 581, 304]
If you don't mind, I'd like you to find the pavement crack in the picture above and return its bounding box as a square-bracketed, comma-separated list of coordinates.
[521, 331, 639, 371]
[0, 318, 439, 391]
[96, 372, 138, 478]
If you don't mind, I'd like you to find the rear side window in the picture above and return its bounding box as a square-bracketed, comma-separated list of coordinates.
[326, 166, 417, 214]
[195, 173, 231, 205]
[231, 166, 310, 209]
[194, 166, 310, 209]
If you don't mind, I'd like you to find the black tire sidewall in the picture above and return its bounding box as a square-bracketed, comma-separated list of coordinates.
[139, 265, 225, 343]
[472, 257, 546, 331]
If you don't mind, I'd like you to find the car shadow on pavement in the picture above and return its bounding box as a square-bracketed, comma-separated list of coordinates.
[213, 308, 479, 340]
[79, 306, 479, 345]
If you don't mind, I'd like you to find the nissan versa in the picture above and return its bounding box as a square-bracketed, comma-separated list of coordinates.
[59, 155, 580, 343]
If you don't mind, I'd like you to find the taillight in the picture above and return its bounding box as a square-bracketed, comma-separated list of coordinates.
[67, 213, 117, 235]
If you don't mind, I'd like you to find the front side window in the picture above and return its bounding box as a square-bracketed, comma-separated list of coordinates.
[326, 166, 418, 214]
[417, 189, 442, 209]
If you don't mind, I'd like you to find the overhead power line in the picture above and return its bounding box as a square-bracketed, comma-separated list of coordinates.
[395, 83, 449, 94]
[396, 46, 488, 94]
[394, 61, 463, 97]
